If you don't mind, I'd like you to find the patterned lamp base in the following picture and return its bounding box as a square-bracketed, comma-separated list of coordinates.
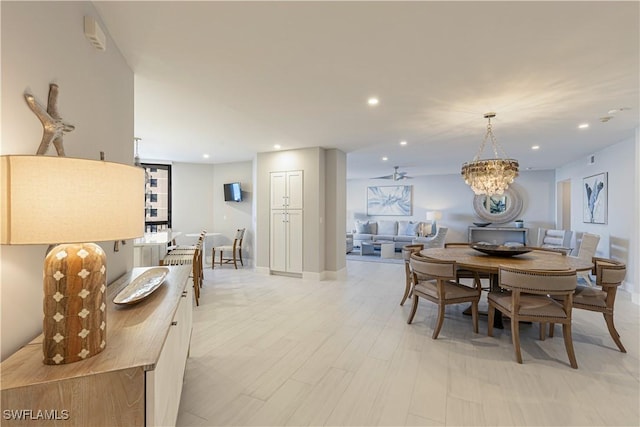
[43, 243, 107, 365]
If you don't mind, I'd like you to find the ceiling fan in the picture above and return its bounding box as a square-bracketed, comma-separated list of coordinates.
[374, 166, 413, 181]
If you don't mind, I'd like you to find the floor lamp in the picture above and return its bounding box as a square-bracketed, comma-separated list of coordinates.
[1, 155, 144, 365]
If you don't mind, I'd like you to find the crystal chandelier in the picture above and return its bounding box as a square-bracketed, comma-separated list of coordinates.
[461, 112, 519, 196]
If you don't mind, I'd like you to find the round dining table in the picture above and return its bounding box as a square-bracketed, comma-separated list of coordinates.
[421, 246, 593, 275]
[420, 246, 593, 328]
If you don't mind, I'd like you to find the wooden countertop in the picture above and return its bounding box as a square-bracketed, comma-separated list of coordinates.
[0, 265, 191, 391]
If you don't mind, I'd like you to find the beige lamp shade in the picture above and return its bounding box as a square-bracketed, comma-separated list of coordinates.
[426, 211, 443, 222]
[1, 155, 144, 244]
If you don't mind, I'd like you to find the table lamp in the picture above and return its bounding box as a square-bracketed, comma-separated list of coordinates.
[426, 210, 443, 236]
[1, 155, 144, 365]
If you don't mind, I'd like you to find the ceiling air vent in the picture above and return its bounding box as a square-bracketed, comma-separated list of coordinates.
[84, 16, 106, 51]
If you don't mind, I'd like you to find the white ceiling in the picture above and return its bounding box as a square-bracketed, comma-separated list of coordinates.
[94, 1, 639, 180]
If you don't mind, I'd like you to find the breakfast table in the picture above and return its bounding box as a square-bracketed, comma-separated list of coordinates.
[420, 246, 593, 328]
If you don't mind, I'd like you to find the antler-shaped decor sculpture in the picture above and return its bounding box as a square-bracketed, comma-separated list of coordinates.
[24, 83, 75, 156]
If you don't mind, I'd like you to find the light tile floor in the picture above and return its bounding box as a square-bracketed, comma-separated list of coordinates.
[177, 260, 640, 426]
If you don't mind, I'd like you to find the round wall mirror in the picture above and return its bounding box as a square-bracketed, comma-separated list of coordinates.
[473, 187, 523, 223]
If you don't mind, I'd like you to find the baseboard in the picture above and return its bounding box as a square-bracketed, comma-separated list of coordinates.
[322, 267, 347, 280]
[254, 266, 270, 275]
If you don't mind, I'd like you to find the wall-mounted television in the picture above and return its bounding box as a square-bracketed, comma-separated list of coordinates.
[223, 182, 242, 202]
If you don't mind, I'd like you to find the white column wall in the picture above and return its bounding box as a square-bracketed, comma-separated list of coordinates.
[1, 2, 134, 360]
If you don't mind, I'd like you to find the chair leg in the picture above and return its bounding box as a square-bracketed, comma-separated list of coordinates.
[220, 251, 223, 266]
[432, 303, 446, 339]
[407, 295, 419, 324]
[487, 304, 495, 337]
[400, 267, 411, 306]
[604, 313, 626, 353]
[548, 323, 555, 338]
[511, 317, 523, 364]
[562, 323, 578, 369]
[211, 249, 215, 269]
[239, 249, 243, 266]
[233, 251, 238, 269]
[471, 301, 479, 334]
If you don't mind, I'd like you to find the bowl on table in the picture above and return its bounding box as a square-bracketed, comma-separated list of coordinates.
[470, 242, 532, 257]
[472, 222, 491, 227]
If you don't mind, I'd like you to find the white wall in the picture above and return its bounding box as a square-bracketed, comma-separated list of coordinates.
[256, 147, 329, 276]
[1, 2, 134, 360]
[212, 162, 254, 263]
[170, 161, 254, 264]
[171, 162, 215, 241]
[347, 170, 557, 245]
[556, 136, 638, 299]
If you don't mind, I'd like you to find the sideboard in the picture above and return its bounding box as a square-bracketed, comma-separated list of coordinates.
[468, 226, 529, 245]
[0, 265, 193, 426]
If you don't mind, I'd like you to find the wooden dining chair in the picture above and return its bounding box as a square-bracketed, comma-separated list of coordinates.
[572, 232, 600, 285]
[161, 240, 203, 306]
[400, 244, 424, 306]
[212, 228, 245, 269]
[488, 267, 578, 368]
[444, 242, 491, 290]
[549, 257, 627, 352]
[407, 254, 481, 339]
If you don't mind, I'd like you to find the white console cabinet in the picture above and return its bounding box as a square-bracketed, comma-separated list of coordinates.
[468, 226, 529, 245]
[1, 266, 193, 427]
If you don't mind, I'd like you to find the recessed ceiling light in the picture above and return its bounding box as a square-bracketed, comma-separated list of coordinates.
[368, 97, 379, 106]
[578, 123, 589, 129]
[274, 144, 281, 150]
[382, 156, 388, 161]
[400, 140, 407, 146]
[203, 154, 210, 159]
[531, 145, 540, 150]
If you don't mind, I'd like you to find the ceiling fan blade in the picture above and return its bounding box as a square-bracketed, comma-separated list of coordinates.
[373, 174, 394, 179]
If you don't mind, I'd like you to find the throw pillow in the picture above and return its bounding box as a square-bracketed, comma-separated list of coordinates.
[377, 220, 397, 236]
[355, 221, 371, 234]
[404, 222, 421, 236]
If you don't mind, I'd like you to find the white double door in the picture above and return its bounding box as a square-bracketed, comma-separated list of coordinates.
[270, 210, 303, 273]
[270, 170, 303, 274]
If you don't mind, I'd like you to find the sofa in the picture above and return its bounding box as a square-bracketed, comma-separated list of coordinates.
[352, 220, 430, 251]
[346, 233, 354, 253]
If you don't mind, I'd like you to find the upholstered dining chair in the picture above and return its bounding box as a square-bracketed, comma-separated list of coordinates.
[537, 228, 573, 254]
[407, 254, 481, 339]
[444, 242, 490, 290]
[488, 267, 578, 368]
[549, 257, 627, 352]
[412, 227, 448, 249]
[571, 232, 600, 285]
[212, 228, 245, 269]
[400, 244, 424, 306]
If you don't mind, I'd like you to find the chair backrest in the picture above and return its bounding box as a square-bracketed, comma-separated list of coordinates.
[423, 227, 448, 249]
[233, 228, 246, 248]
[499, 266, 577, 294]
[593, 257, 626, 287]
[410, 253, 456, 280]
[575, 232, 600, 262]
[537, 228, 572, 248]
[402, 244, 424, 262]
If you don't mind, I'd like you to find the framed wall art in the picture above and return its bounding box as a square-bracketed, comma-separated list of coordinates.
[583, 172, 607, 224]
[367, 185, 412, 216]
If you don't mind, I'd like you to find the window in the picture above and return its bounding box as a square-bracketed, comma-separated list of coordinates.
[142, 163, 171, 232]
